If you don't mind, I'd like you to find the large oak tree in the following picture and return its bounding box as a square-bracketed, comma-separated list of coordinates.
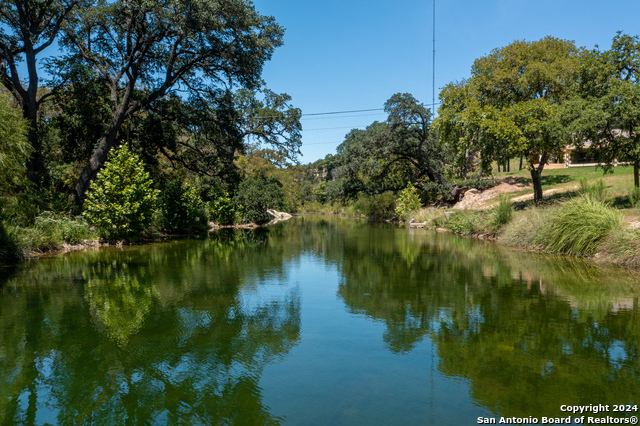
[62, 0, 287, 202]
[439, 37, 581, 203]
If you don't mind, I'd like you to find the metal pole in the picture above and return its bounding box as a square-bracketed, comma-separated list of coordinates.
[432, 0, 436, 110]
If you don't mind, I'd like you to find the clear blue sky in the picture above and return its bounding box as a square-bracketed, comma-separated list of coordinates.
[251, 0, 640, 164]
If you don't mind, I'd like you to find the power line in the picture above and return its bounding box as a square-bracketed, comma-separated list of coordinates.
[302, 108, 383, 116]
[304, 125, 369, 131]
[247, 102, 441, 121]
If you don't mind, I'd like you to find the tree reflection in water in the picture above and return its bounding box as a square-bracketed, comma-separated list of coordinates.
[335, 226, 640, 418]
[0, 230, 300, 425]
[1, 217, 639, 424]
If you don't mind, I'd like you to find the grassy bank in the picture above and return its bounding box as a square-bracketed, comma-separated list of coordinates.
[407, 166, 640, 268]
[0, 213, 100, 263]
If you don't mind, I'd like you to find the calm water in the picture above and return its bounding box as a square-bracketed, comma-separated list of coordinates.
[1, 216, 639, 425]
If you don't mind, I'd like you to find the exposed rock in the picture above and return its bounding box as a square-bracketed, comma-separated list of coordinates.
[266, 209, 293, 225]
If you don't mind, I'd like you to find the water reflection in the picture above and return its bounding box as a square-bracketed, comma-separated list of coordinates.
[333, 226, 640, 418]
[0, 217, 639, 424]
[0, 233, 300, 425]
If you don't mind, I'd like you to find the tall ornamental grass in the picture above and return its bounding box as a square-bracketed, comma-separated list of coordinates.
[539, 195, 623, 257]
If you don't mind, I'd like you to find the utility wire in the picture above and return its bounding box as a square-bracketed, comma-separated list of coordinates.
[247, 102, 441, 121]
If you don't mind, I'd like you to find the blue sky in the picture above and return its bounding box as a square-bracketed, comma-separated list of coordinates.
[252, 0, 640, 164]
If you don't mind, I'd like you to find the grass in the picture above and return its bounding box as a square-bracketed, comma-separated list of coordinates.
[538, 196, 624, 256]
[495, 165, 635, 199]
[14, 212, 97, 254]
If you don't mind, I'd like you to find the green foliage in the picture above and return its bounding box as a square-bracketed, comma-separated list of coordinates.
[439, 211, 481, 235]
[65, 0, 288, 200]
[464, 178, 502, 192]
[539, 196, 623, 256]
[210, 190, 236, 226]
[0, 93, 31, 197]
[84, 145, 159, 240]
[352, 191, 396, 220]
[628, 186, 640, 207]
[578, 177, 608, 202]
[335, 93, 448, 201]
[570, 32, 640, 187]
[395, 183, 421, 221]
[440, 37, 581, 203]
[234, 171, 287, 224]
[160, 181, 208, 233]
[16, 212, 94, 252]
[0, 220, 22, 263]
[491, 195, 513, 229]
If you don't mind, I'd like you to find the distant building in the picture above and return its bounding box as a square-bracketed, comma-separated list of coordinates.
[562, 129, 632, 168]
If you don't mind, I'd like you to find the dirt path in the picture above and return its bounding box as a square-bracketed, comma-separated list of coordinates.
[453, 177, 578, 210]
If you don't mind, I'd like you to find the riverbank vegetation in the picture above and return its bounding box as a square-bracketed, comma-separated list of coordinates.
[1, 1, 640, 266]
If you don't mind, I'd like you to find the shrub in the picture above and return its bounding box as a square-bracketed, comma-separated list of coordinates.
[160, 181, 208, 233]
[578, 177, 607, 202]
[500, 206, 550, 250]
[395, 183, 421, 221]
[629, 186, 640, 208]
[491, 195, 513, 230]
[352, 191, 396, 220]
[84, 145, 159, 240]
[210, 190, 235, 225]
[234, 171, 287, 224]
[444, 211, 481, 235]
[540, 195, 623, 256]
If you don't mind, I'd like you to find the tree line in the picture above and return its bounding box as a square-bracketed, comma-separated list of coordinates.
[1, 1, 640, 253]
[0, 0, 302, 249]
[301, 33, 640, 209]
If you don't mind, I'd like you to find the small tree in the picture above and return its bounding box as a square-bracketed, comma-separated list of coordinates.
[234, 171, 286, 224]
[84, 145, 158, 240]
[395, 183, 421, 221]
[160, 181, 207, 233]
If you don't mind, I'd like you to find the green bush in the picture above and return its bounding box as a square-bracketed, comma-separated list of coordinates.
[234, 171, 287, 224]
[539, 195, 623, 256]
[12, 211, 94, 254]
[395, 183, 421, 221]
[352, 191, 396, 220]
[444, 211, 481, 235]
[209, 190, 235, 225]
[491, 195, 513, 230]
[578, 177, 607, 202]
[629, 186, 640, 207]
[84, 145, 159, 240]
[160, 181, 208, 233]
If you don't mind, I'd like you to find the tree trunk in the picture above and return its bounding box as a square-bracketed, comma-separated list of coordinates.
[24, 106, 42, 188]
[74, 79, 136, 203]
[531, 168, 543, 204]
[74, 125, 121, 203]
[530, 154, 547, 204]
[519, 156, 523, 171]
[635, 161, 639, 188]
[17, 46, 44, 189]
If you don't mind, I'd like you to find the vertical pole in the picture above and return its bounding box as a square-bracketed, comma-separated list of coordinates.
[432, 0, 436, 110]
